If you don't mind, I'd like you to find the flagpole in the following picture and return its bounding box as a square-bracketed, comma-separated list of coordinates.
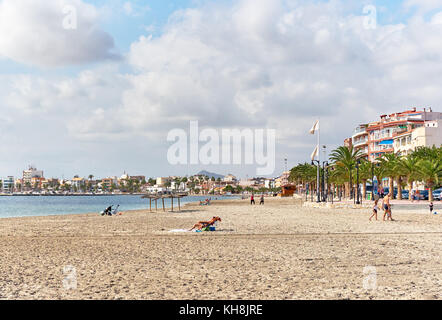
[317, 118, 320, 202]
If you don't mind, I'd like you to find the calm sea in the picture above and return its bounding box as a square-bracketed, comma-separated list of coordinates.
[0, 195, 233, 218]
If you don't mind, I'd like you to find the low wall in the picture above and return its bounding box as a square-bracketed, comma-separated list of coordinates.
[302, 201, 372, 209]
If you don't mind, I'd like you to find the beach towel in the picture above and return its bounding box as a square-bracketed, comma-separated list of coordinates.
[169, 229, 201, 233]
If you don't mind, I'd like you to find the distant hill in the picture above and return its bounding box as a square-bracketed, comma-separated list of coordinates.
[196, 170, 224, 180]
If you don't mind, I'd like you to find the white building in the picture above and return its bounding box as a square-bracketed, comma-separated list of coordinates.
[1, 176, 14, 193]
[23, 166, 43, 184]
[394, 119, 442, 156]
[156, 177, 171, 186]
[264, 179, 275, 189]
[223, 174, 237, 183]
[146, 186, 166, 193]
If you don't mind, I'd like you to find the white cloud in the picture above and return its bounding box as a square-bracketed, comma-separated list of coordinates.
[0, 0, 119, 67]
[404, 0, 442, 13]
[123, 1, 150, 17]
[2, 0, 442, 177]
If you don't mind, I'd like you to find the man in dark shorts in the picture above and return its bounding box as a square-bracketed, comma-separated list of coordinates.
[382, 193, 394, 221]
[251, 194, 255, 205]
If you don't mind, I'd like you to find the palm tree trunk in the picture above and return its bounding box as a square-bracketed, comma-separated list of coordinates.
[349, 172, 353, 199]
[389, 177, 394, 198]
[397, 178, 402, 200]
[408, 180, 413, 201]
[362, 180, 367, 200]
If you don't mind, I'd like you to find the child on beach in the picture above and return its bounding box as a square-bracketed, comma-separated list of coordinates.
[251, 194, 255, 205]
[259, 195, 264, 205]
[430, 202, 434, 214]
[369, 199, 379, 221]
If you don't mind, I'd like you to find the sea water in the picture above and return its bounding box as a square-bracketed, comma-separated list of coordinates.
[0, 195, 234, 218]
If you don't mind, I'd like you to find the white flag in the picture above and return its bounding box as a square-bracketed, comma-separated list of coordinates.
[309, 120, 319, 134]
[311, 145, 318, 161]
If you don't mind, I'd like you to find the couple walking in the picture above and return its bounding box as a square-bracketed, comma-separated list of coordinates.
[251, 194, 264, 205]
[370, 193, 394, 221]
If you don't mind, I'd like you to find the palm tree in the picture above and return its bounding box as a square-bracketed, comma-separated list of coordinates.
[396, 155, 420, 200]
[378, 153, 401, 198]
[411, 146, 442, 161]
[358, 160, 372, 199]
[330, 146, 363, 199]
[416, 159, 442, 202]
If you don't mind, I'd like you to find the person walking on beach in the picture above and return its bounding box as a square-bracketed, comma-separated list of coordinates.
[259, 194, 264, 205]
[251, 194, 255, 205]
[430, 202, 434, 214]
[369, 199, 379, 221]
[410, 189, 415, 203]
[379, 188, 384, 199]
[382, 193, 394, 221]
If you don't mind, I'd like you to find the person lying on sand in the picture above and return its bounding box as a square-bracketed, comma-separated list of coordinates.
[189, 216, 222, 231]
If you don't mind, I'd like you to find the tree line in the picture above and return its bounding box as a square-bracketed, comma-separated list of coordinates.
[289, 145, 442, 201]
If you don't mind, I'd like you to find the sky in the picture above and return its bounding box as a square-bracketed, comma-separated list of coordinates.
[1, 0, 442, 180]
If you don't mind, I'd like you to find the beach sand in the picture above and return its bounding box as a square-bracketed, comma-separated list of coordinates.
[0, 197, 440, 300]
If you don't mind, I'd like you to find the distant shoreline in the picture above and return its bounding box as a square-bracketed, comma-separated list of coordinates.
[0, 193, 237, 197]
[0, 193, 146, 197]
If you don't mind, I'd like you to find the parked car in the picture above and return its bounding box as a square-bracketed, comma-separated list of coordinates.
[432, 188, 442, 201]
[382, 187, 408, 199]
[417, 190, 429, 200]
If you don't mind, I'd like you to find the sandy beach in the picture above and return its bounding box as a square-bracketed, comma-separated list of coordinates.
[0, 197, 441, 300]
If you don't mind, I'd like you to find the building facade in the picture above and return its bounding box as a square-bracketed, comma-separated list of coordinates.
[1, 176, 15, 193]
[346, 108, 442, 161]
[393, 119, 442, 155]
[22, 166, 44, 184]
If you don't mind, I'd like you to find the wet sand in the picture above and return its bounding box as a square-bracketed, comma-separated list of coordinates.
[0, 197, 440, 299]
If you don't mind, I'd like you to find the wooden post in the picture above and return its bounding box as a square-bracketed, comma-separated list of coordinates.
[162, 198, 165, 212]
[155, 199, 157, 211]
[149, 198, 152, 212]
[171, 197, 174, 212]
[178, 197, 181, 211]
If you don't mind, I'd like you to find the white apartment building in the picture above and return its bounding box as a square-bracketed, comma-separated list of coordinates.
[1, 176, 14, 193]
[156, 177, 171, 186]
[23, 166, 43, 184]
[394, 119, 442, 155]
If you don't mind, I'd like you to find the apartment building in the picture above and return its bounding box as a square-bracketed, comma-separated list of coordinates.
[1, 176, 15, 193]
[394, 119, 442, 155]
[351, 124, 369, 159]
[156, 177, 171, 186]
[346, 108, 442, 161]
[102, 177, 118, 190]
[22, 166, 44, 184]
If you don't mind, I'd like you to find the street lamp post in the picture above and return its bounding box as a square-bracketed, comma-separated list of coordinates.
[371, 162, 374, 200]
[322, 161, 329, 202]
[312, 160, 320, 203]
[356, 159, 361, 205]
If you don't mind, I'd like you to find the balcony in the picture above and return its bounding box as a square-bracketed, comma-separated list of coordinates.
[352, 127, 367, 138]
[353, 138, 368, 147]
